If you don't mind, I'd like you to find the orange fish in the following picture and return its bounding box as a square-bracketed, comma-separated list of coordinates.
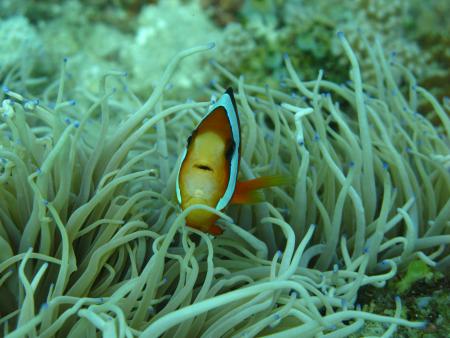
[176, 88, 288, 235]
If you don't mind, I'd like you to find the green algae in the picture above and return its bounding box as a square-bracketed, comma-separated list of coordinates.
[396, 260, 434, 294]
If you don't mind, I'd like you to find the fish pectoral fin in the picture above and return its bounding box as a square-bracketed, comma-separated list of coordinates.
[231, 175, 291, 205]
[231, 189, 265, 204]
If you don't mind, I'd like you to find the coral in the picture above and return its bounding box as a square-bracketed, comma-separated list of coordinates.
[214, 23, 256, 71]
[120, 0, 219, 96]
[0, 0, 33, 18]
[32, 1, 133, 95]
[217, 0, 450, 99]
[201, 0, 243, 26]
[0, 16, 42, 78]
[0, 0, 222, 99]
[331, 0, 432, 82]
[405, 0, 450, 99]
[0, 27, 449, 336]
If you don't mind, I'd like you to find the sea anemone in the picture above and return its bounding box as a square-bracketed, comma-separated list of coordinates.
[0, 31, 448, 337]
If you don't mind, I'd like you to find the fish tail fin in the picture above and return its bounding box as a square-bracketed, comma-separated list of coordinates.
[231, 175, 291, 204]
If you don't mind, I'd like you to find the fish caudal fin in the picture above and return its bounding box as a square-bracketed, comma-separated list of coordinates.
[231, 175, 290, 204]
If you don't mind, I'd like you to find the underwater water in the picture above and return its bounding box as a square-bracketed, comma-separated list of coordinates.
[0, 0, 449, 337]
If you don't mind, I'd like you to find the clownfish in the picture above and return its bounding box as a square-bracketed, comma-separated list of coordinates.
[176, 88, 288, 235]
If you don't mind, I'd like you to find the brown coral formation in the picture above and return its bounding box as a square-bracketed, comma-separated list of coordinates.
[200, 0, 243, 26]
